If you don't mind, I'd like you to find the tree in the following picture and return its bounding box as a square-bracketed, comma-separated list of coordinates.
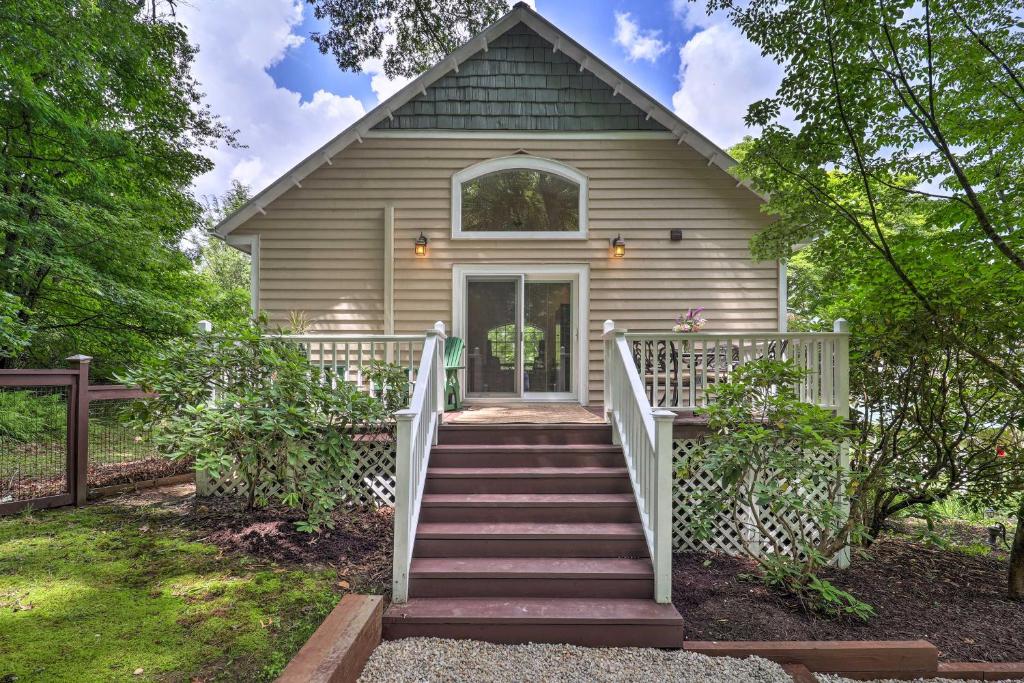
[786, 221, 1024, 544]
[708, 0, 1024, 598]
[197, 181, 252, 293]
[0, 0, 234, 377]
[306, 0, 510, 79]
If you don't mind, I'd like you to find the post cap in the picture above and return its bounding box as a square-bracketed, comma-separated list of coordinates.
[833, 318, 849, 333]
[66, 354, 92, 363]
[197, 320, 213, 333]
[652, 409, 676, 421]
[603, 319, 615, 334]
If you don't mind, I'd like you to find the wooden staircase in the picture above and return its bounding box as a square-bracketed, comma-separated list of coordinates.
[382, 423, 685, 647]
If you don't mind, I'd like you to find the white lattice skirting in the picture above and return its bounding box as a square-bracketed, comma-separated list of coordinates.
[672, 437, 836, 557]
[198, 437, 831, 559]
[196, 438, 398, 508]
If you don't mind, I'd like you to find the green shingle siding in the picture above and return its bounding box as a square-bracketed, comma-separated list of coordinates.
[372, 23, 667, 132]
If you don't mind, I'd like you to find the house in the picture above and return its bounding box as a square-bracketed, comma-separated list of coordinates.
[212, 3, 845, 649]
[214, 4, 783, 410]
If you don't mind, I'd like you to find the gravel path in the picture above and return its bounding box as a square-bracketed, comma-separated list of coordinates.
[359, 638, 793, 682]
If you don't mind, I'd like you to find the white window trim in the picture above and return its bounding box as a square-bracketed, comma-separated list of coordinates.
[451, 155, 589, 240]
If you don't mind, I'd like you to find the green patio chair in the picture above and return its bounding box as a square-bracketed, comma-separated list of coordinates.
[444, 336, 465, 411]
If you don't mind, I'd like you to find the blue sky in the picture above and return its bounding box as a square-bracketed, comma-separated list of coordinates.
[176, 0, 783, 199]
[266, 2, 690, 112]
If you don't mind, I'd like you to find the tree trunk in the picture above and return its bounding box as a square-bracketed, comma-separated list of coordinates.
[1010, 495, 1024, 601]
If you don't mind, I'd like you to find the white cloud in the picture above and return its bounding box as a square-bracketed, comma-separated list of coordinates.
[177, 0, 367, 200]
[671, 18, 788, 150]
[613, 12, 669, 63]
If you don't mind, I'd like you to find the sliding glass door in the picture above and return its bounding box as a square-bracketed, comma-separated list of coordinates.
[466, 278, 520, 396]
[465, 276, 575, 400]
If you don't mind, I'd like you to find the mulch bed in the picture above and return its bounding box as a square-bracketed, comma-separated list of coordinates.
[187, 496, 394, 594]
[673, 532, 1024, 662]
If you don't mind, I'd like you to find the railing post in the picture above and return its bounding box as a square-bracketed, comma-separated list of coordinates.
[392, 409, 415, 603]
[832, 319, 850, 421]
[652, 409, 675, 603]
[430, 322, 445, 443]
[602, 320, 615, 421]
[833, 318, 852, 569]
[67, 354, 92, 506]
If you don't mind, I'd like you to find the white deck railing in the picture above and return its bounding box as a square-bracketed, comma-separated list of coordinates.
[391, 322, 446, 603]
[624, 320, 850, 416]
[603, 321, 675, 603]
[271, 333, 424, 393]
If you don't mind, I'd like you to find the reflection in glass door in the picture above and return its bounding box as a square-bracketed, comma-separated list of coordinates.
[466, 279, 519, 396]
[464, 276, 574, 399]
[524, 282, 572, 395]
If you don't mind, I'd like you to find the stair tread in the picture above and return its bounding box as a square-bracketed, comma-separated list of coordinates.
[410, 557, 653, 578]
[384, 598, 684, 624]
[417, 522, 644, 538]
[432, 444, 622, 452]
[428, 467, 629, 477]
[421, 493, 635, 507]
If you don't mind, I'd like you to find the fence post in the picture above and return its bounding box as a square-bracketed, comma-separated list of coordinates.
[392, 410, 415, 603]
[833, 318, 852, 569]
[67, 355, 92, 506]
[652, 408, 675, 603]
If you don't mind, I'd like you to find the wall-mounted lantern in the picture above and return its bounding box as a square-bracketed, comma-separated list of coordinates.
[610, 234, 626, 258]
[414, 232, 429, 257]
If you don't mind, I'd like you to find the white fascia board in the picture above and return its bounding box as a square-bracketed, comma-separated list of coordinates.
[213, 3, 766, 238]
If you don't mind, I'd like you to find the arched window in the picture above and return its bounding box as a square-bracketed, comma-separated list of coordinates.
[452, 156, 588, 239]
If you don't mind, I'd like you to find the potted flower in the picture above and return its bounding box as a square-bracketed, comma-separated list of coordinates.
[672, 307, 707, 333]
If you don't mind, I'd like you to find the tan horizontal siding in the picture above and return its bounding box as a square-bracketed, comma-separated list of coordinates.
[234, 136, 777, 404]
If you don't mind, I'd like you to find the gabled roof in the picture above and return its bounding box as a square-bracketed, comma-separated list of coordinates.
[215, 2, 763, 238]
[372, 22, 669, 132]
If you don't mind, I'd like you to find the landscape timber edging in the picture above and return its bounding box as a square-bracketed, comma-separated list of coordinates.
[276, 594, 382, 683]
[684, 640, 939, 680]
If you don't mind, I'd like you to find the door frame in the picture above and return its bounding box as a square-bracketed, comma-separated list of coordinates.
[452, 263, 589, 405]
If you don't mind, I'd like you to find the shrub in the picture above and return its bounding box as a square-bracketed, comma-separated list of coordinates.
[683, 359, 871, 619]
[0, 390, 66, 442]
[120, 319, 397, 532]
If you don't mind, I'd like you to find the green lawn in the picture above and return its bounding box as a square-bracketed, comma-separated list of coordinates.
[0, 503, 342, 682]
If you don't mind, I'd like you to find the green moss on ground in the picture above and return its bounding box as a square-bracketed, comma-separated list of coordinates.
[0, 505, 340, 682]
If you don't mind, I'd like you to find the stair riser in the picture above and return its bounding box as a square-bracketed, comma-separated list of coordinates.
[430, 452, 624, 468]
[409, 577, 653, 599]
[383, 622, 685, 648]
[413, 538, 648, 558]
[419, 505, 639, 523]
[424, 477, 632, 495]
[438, 426, 613, 446]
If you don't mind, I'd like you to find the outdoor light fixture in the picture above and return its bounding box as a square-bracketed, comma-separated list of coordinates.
[611, 234, 626, 257]
[414, 232, 428, 257]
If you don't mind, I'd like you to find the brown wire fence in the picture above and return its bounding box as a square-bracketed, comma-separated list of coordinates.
[0, 357, 192, 516]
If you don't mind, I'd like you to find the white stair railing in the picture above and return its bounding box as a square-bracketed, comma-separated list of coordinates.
[391, 321, 446, 603]
[603, 320, 675, 603]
